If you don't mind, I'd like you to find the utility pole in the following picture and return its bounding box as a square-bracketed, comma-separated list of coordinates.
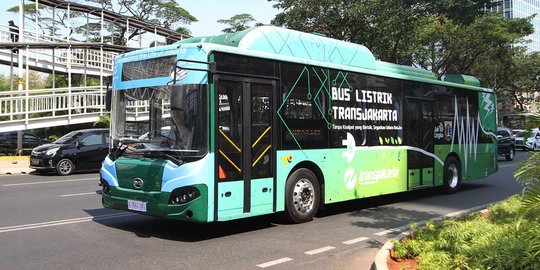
[16, 0, 25, 154]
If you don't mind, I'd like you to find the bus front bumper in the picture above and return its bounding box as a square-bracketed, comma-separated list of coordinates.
[101, 184, 208, 223]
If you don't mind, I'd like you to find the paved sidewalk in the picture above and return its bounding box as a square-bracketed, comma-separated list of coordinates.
[0, 156, 33, 175]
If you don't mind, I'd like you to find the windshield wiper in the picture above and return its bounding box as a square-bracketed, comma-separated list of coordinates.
[140, 149, 183, 165]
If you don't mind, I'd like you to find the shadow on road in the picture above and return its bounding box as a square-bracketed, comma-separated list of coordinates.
[316, 182, 490, 230]
[83, 182, 495, 241]
[84, 208, 280, 242]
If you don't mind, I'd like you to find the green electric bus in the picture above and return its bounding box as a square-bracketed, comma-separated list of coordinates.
[100, 26, 498, 223]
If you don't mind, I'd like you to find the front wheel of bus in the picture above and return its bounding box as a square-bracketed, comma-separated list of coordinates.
[284, 168, 320, 223]
[443, 157, 461, 194]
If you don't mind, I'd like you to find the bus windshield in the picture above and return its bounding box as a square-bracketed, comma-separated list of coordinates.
[110, 84, 207, 161]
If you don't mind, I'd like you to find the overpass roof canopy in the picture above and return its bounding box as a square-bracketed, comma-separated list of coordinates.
[29, 0, 190, 41]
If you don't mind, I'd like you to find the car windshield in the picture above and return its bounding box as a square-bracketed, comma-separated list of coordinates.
[110, 84, 207, 161]
[514, 131, 525, 137]
[55, 131, 84, 144]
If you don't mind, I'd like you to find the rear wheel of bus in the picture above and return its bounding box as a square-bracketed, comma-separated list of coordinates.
[442, 156, 461, 194]
[284, 168, 320, 223]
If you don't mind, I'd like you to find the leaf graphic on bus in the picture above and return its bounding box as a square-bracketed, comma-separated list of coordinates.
[385, 138, 390, 144]
[397, 137, 402, 144]
[379, 137, 383, 145]
[391, 137, 395, 144]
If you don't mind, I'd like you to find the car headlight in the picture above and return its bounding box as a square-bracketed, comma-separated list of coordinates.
[45, 147, 60, 156]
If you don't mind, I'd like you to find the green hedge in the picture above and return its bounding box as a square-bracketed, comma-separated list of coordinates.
[392, 196, 540, 270]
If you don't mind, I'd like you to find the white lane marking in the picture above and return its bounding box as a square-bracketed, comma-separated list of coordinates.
[305, 246, 335, 255]
[3, 178, 98, 187]
[499, 164, 517, 168]
[60, 192, 98, 197]
[0, 213, 137, 233]
[256, 257, 293, 268]
[374, 226, 407, 236]
[342, 237, 369, 245]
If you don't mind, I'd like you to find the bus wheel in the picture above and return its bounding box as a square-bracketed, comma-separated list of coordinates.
[56, 158, 75, 176]
[284, 168, 320, 223]
[443, 157, 461, 194]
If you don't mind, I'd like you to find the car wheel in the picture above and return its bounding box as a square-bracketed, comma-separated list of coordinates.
[284, 168, 320, 223]
[56, 158, 75, 176]
[505, 146, 515, 161]
[443, 156, 461, 194]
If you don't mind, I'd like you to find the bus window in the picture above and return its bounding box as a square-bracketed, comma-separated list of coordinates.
[251, 84, 272, 179]
[217, 81, 243, 180]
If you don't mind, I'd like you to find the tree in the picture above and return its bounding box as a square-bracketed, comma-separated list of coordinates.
[217, 13, 262, 33]
[80, 0, 197, 45]
[165, 26, 192, 45]
[94, 114, 110, 128]
[0, 74, 9, 91]
[472, 48, 540, 112]
[414, 14, 534, 79]
[7, 3, 80, 37]
[270, 0, 494, 64]
[514, 115, 540, 261]
[8, 0, 197, 45]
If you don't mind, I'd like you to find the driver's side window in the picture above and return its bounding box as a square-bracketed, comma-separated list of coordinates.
[80, 133, 103, 146]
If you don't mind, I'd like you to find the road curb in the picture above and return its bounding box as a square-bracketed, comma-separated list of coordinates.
[0, 156, 34, 175]
[372, 203, 495, 270]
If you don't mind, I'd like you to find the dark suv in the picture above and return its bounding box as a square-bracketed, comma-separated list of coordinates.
[497, 127, 515, 161]
[30, 128, 110, 175]
[0, 131, 51, 154]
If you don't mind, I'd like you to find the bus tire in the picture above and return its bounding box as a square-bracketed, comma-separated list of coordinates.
[56, 158, 75, 176]
[442, 156, 461, 194]
[284, 168, 320, 223]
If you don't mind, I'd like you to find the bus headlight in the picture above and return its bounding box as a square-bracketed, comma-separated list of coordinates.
[169, 186, 200, 204]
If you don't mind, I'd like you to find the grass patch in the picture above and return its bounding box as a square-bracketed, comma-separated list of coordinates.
[391, 196, 540, 270]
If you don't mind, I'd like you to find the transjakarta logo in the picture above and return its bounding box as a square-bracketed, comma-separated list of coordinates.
[344, 168, 399, 190]
[342, 132, 399, 190]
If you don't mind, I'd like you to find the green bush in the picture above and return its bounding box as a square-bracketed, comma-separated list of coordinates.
[391, 196, 540, 270]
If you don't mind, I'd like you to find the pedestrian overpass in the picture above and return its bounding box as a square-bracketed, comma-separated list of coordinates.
[0, 0, 188, 133]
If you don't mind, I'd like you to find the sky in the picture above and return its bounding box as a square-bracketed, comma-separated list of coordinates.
[179, 0, 280, 36]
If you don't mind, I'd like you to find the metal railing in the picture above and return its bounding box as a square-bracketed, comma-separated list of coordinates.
[0, 86, 171, 132]
[0, 86, 105, 122]
[0, 24, 117, 72]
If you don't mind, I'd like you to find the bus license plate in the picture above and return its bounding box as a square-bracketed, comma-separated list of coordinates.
[127, 200, 147, 212]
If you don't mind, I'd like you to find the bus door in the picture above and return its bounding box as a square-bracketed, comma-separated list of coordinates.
[215, 76, 276, 220]
[404, 98, 434, 189]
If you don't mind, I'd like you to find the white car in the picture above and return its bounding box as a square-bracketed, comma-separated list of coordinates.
[525, 129, 540, 151]
[512, 130, 526, 150]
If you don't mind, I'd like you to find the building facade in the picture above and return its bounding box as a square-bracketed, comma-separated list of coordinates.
[493, 0, 540, 51]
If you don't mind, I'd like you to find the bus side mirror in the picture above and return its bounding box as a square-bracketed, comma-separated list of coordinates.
[105, 89, 112, 111]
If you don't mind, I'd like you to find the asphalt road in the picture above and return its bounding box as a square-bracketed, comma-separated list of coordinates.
[0, 151, 530, 270]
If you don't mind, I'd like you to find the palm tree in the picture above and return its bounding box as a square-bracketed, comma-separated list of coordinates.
[94, 114, 110, 128]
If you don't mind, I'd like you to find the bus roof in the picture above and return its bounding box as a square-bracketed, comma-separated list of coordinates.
[176, 26, 488, 91]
